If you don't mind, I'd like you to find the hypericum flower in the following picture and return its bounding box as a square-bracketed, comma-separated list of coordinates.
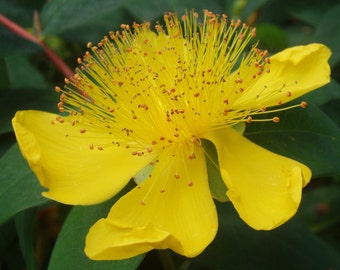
[12, 10, 330, 260]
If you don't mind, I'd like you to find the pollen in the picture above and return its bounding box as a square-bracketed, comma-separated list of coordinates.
[273, 117, 280, 123]
[300, 101, 307, 108]
[53, 9, 310, 164]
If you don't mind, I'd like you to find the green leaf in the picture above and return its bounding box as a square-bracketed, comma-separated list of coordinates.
[192, 202, 340, 269]
[202, 140, 228, 202]
[314, 4, 340, 67]
[295, 183, 340, 233]
[48, 183, 144, 270]
[40, 0, 125, 35]
[14, 208, 38, 270]
[0, 0, 37, 27]
[60, 7, 132, 44]
[0, 59, 10, 89]
[124, 0, 170, 22]
[4, 55, 49, 90]
[169, 0, 223, 16]
[303, 79, 340, 106]
[0, 219, 26, 269]
[126, 0, 223, 22]
[0, 144, 49, 224]
[0, 88, 58, 134]
[322, 98, 340, 127]
[285, 0, 337, 26]
[238, 0, 270, 20]
[245, 103, 340, 177]
[0, 28, 42, 57]
[256, 23, 288, 52]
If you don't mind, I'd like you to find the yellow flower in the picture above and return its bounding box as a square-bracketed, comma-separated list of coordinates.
[12, 10, 330, 260]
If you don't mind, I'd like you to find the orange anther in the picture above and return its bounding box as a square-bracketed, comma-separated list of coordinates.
[300, 101, 307, 108]
[273, 117, 280, 123]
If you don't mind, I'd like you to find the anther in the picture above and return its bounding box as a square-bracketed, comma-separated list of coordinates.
[189, 153, 196, 160]
[89, 144, 94, 150]
[80, 128, 86, 133]
[246, 116, 252, 123]
[273, 117, 280, 123]
[140, 200, 146, 206]
[56, 116, 64, 123]
[187, 181, 193, 187]
[55, 86, 61, 92]
[174, 173, 180, 179]
[300, 101, 307, 108]
[97, 146, 104, 151]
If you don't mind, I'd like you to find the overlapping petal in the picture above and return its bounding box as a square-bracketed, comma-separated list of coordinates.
[202, 127, 311, 230]
[12, 110, 155, 205]
[230, 43, 331, 109]
[85, 145, 217, 259]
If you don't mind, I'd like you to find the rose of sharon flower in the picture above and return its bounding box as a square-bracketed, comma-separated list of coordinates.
[12, 10, 331, 260]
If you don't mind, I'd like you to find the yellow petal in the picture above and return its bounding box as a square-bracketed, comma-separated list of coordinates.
[12, 110, 155, 205]
[202, 127, 311, 230]
[85, 145, 217, 259]
[232, 43, 331, 108]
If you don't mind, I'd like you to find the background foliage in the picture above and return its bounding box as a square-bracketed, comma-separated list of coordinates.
[1, 0, 340, 269]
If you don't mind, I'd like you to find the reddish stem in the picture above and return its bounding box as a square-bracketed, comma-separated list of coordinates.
[0, 13, 74, 78]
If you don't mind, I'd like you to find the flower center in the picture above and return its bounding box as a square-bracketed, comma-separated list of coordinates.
[53, 10, 305, 157]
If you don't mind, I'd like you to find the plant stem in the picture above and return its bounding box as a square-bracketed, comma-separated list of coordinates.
[0, 13, 74, 78]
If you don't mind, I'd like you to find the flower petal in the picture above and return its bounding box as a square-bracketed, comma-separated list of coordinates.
[231, 43, 331, 108]
[202, 127, 311, 230]
[85, 145, 217, 259]
[12, 110, 155, 205]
